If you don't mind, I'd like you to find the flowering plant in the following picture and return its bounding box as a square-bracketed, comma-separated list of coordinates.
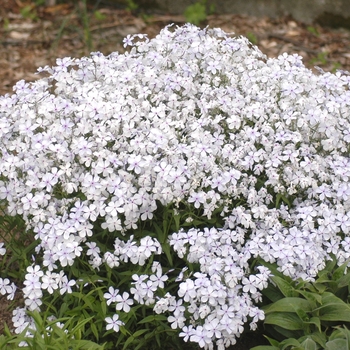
[0, 23, 350, 349]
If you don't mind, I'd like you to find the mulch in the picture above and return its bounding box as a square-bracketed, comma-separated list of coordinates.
[0, 1, 349, 96]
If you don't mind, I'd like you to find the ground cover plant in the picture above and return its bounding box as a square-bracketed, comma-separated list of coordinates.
[0, 23, 350, 349]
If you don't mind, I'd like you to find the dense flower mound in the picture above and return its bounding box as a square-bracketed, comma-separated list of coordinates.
[1, 23, 350, 349]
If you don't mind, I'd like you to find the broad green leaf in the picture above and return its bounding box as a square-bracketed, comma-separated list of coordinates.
[279, 337, 301, 348]
[263, 297, 312, 314]
[270, 275, 296, 297]
[295, 307, 309, 322]
[323, 255, 338, 273]
[265, 312, 304, 330]
[311, 282, 327, 293]
[337, 326, 350, 343]
[309, 331, 327, 348]
[250, 347, 279, 350]
[319, 305, 350, 322]
[265, 335, 281, 347]
[325, 339, 348, 350]
[318, 292, 350, 322]
[328, 328, 346, 341]
[262, 284, 285, 303]
[315, 270, 333, 285]
[300, 337, 317, 350]
[332, 259, 350, 281]
[337, 270, 350, 288]
[296, 290, 322, 307]
[304, 317, 321, 333]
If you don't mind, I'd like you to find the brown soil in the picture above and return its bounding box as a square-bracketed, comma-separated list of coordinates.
[0, 1, 349, 348]
[1, 0, 349, 96]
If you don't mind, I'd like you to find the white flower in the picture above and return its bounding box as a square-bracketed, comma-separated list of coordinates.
[58, 275, 75, 294]
[104, 286, 119, 306]
[178, 279, 197, 302]
[0, 242, 6, 256]
[41, 271, 58, 294]
[0, 278, 13, 295]
[115, 292, 133, 312]
[190, 325, 212, 348]
[105, 314, 124, 332]
[1, 22, 350, 346]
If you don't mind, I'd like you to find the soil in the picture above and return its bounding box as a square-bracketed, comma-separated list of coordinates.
[0, 1, 350, 348]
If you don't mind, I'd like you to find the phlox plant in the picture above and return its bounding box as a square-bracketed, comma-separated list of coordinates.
[0, 23, 350, 349]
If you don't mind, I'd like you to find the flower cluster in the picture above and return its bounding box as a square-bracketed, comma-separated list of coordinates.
[0, 23, 350, 348]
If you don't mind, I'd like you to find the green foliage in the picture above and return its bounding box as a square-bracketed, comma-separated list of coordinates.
[124, 0, 139, 12]
[0, 201, 210, 349]
[310, 52, 328, 66]
[0, 310, 105, 349]
[19, 0, 44, 20]
[307, 26, 319, 36]
[94, 10, 107, 22]
[20, 5, 39, 21]
[80, 0, 93, 52]
[252, 256, 350, 349]
[184, 0, 215, 26]
[308, 52, 342, 73]
[246, 32, 258, 45]
[0, 204, 35, 280]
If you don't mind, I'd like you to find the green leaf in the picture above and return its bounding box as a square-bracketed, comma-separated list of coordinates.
[131, 329, 148, 338]
[309, 331, 327, 348]
[304, 317, 321, 333]
[300, 337, 317, 350]
[318, 293, 350, 322]
[184, 1, 207, 25]
[122, 335, 136, 350]
[161, 241, 173, 266]
[94, 10, 106, 21]
[264, 312, 304, 330]
[337, 326, 350, 342]
[153, 221, 166, 243]
[90, 322, 99, 341]
[325, 339, 348, 350]
[263, 297, 312, 314]
[279, 337, 301, 349]
[262, 284, 285, 303]
[265, 335, 281, 347]
[251, 347, 279, 350]
[294, 307, 309, 322]
[137, 314, 167, 324]
[324, 256, 338, 272]
[70, 316, 94, 335]
[296, 290, 321, 307]
[69, 339, 105, 350]
[337, 270, 350, 288]
[270, 275, 296, 297]
[332, 259, 350, 281]
[312, 282, 327, 293]
[173, 212, 181, 232]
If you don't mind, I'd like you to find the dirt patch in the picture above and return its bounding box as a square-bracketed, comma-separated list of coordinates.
[0, 1, 350, 95]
